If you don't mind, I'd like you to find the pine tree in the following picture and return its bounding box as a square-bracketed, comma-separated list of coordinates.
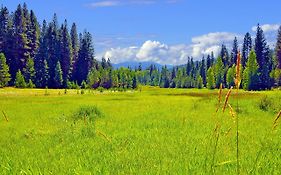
[215, 56, 224, 88]
[132, 74, 137, 89]
[46, 14, 60, 88]
[74, 31, 95, 84]
[70, 23, 79, 80]
[28, 10, 40, 60]
[226, 65, 235, 88]
[242, 50, 259, 90]
[42, 59, 49, 88]
[242, 32, 252, 67]
[255, 24, 272, 89]
[0, 6, 9, 53]
[275, 25, 281, 86]
[15, 70, 26, 88]
[60, 20, 73, 87]
[13, 4, 29, 74]
[206, 54, 212, 70]
[24, 57, 35, 82]
[230, 37, 238, 66]
[160, 66, 170, 88]
[196, 75, 203, 89]
[0, 53, 11, 87]
[200, 57, 206, 85]
[220, 44, 229, 66]
[207, 67, 215, 89]
[34, 20, 48, 87]
[54, 61, 63, 88]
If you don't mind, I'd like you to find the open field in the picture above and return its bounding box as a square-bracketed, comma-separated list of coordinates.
[0, 87, 280, 174]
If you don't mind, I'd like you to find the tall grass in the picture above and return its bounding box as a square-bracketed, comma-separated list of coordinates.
[234, 51, 241, 174]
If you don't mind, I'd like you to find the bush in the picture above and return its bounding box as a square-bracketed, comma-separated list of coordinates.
[258, 96, 273, 111]
[72, 106, 104, 123]
[97, 87, 104, 93]
[26, 79, 35, 88]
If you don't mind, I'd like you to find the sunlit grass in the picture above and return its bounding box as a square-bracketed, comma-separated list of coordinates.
[0, 87, 280, 174]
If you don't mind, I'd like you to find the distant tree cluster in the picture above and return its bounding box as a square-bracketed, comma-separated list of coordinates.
[135, 25, 281, 90]
[0, 4, 137, 89]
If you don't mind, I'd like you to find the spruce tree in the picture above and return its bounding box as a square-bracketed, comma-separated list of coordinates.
[0, 53, 11, 87]
[34, 20, 48, 87]
[24, 57, 35, 82]
[242, 32, 252, 67]
[207, 67, 215, 89]
[60, 20, 73, 87]
[15, 70, 26, 88]
[275, 25, 281, 86]
[255, 24, 272, 89]
[230, 37, 238, 66]
[28, 10, 40, 60]
[226, 66, 235, 88]
[70, 23, 79, 80]
[160, 66, 170, 88]
[220, 44, 229, 66]
[0, 6, 9, 53]
[13, 4, 29, 74]
[54, 61, 63, 88]
[215, 56, 224, 88]
[74, 31, 95, 84]
[200, 57, 206, 86]
[242, 50, 259, 90]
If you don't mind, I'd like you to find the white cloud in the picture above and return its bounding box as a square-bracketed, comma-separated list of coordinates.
[86, 0, 158, 8]
[252, 24, 280, 33]
[100, 32, 241, 65]
[98, 24, 279, 65]
[190, 32, 243, 58]
[88, 1, 120, 8]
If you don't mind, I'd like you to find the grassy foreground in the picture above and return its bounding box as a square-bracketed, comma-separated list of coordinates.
[0, 87, 280, 174]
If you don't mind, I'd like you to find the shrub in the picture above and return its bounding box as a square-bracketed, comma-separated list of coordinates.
[72, 106, 104, 123]
[258, 96, 273, 111]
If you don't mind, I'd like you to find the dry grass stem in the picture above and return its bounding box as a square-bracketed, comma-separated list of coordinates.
[273, 110, 281, 130]
[223, 87, 233, 113]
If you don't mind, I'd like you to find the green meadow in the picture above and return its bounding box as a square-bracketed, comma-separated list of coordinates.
[0, 87, 280, 174]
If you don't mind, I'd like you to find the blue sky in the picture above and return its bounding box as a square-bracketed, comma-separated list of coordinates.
[1, 0, 280, 65]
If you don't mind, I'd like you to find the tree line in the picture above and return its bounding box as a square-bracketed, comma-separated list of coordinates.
[0, 3, 137, 89]
[135, 25, 281, 90]
[1, 4, 281, 91]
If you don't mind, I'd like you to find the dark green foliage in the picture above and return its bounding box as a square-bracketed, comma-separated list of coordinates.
[230, 37, 238, 66]
[70, 23, 79, 80]
[200, 57, 206, 85]
[160, 65, 170, 88]
[220, 44, 229, 66]
[255, 24, 273, 90]
[0, 53, 10, 87]
[54, 61, 63, 88]
[60, 20, 73, 87]
[73, 31, 95, 85]
[15, 70, 26, 88]
[275, 26, 281, 85]
[242, 32, 252, 67]
[24, 57, 35, 82]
